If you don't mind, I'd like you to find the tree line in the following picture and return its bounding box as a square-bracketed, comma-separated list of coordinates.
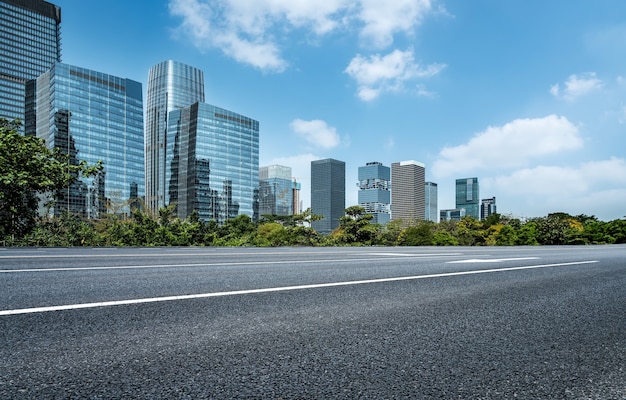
[4, 205, 625, 247]
[2, 118, 625, 247]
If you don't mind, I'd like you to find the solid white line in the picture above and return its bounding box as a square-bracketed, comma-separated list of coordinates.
[448, 257, 539, 263]
[0, 255, 462, 273]
[0, 260, 598, 316]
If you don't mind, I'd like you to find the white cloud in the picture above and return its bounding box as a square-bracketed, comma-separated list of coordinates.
[433, 115, 583, 178]
[344, 48, 445, 101]
[358, 0, 432, 48]
[168, 0, 439, 73]
[169, 0, 289, 71]
[487, 158, 626, 220]
[290, 119, 341, 149]
[551, 72, 604, 101]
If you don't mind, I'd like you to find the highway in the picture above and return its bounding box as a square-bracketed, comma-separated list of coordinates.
[1, 246, 624, 398]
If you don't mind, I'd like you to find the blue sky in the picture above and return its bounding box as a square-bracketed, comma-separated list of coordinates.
[56, 0, 626, 221]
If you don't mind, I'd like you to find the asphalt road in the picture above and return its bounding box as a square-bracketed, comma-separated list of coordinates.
[0, 246, 624, 399]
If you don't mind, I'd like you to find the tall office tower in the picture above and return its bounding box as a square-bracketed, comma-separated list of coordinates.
[292, 179, 302, 215]
[425, 181, 438, 222]
[0, 0, 61, 124]
[311, 158, 345, 235]
[166, 102, 259, 224]
[357, 162, 390, 225]
[480, 197, 497, 220]
[26, 63, 144, 218]
[456, 177, 480, 219]
[259, 165, 293, 216]
[391, 160, 425, 225]
[145, 60, 205, 213]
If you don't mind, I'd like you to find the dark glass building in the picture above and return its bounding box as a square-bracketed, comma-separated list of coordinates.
[166, 102, 259, 224]
[145, 60, 205, 213]
[480, 197, 497, 221]
[26, 63, 144, 218]
[311, 158, 345, 234]
[0, 0, 61, 124]
[456, 177, 480, 219]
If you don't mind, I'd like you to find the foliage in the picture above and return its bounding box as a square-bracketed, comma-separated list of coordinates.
[397, 222, 435, 246]
[0, 119, 102, 241]
[376, 219, 403, 246]
[3, 196, 625, 248]
[329, 206, 378, 245]
[256, 222, 287, 247]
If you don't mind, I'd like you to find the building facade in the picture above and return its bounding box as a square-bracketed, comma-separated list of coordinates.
[425, 181, 438, 222]
[357, 162, 390, 225]
[440, 208, 466, 222]
[292, 179, 301, 215]
[481, 197, 497, 220]
[311, 158, 345, 234]
[1, 0, 61, 124]
[26, 62, 144, 218]
[166, 102, 259, 224]
[145, 60, 205, 213]
[456, 177, 480, 219]
[259, 165, 293, 217]
[391, 160, 425, 225]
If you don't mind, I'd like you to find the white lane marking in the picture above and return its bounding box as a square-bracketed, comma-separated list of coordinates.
[371, 253, 462, 257]
[448, 257, 539, 263]
[0, 255, 463, 273]
[0, 260, 598, 316]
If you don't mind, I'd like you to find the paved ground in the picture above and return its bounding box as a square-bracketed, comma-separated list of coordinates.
[1, 246, 624, 398]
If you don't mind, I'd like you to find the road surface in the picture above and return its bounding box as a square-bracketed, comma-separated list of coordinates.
[1, 246, 624, 398]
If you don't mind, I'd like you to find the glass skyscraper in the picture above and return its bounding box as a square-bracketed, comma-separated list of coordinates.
[259, 165, 294, 216]
[425, 181, 438, 222]
[145, 60, 205, 213]
[26, 62, 144, 218]
[391, 160, 425, 226]
[456, 177, 480, 219]
[311, 158, 345, 235]
[358, 161, 390, 225]
[0, 0, 61, 124]
[166, 102, 259, 224]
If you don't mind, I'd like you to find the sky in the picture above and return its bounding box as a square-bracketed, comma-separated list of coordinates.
[55, 0, 626, 221]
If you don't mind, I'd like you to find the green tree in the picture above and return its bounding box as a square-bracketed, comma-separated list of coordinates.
[256, 222, 288, 247]
[217, 214, 257, 246]
[495, 224, 517, 246]
[377, 219, 403, 246]
[285, 225, 321, 246]
[0, 119, 102, 240]
[433, 230, 459, 246]
[515, 220, 539, 245]
[397, 221, 435, 246]
[332, 206, 377, 245]
[532, 215, 571, 245]
[456, 216, 484, 246]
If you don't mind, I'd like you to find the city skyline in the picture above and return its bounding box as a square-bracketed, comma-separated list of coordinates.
[31, 1, 626, 220]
